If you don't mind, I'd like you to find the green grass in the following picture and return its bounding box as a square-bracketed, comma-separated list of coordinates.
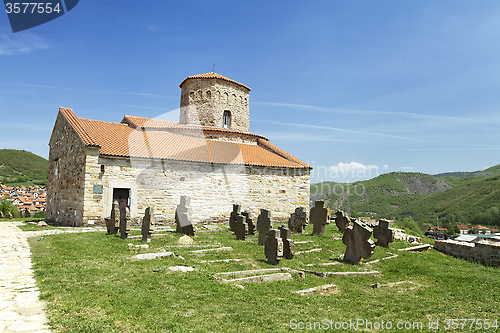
[27, 222, 500, 332]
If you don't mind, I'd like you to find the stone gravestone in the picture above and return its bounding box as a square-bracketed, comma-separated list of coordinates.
[310, 200, 330, 235]
[335, 210, 351, 233]
[107, 201, 119, 234]
[265, 229, 284, 265]
[141, 207, 155, 243]
[229, 204, 241, 232]
[373, 219, 395, 247]
[288, 206, 307, 234]
[233, 214, 248, 240]
[175, 196, 195, 236]
[241, 211, 255, 235]
[257, 209, 272, 245]
[279, 225, 295, 259]
[342, 219, 375, 264]
[6, 212, 12, 219]
[120, 207, 131, 240]
[0, 211, 3, 219]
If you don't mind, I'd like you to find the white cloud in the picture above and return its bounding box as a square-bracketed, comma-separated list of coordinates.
[383, 164, 389, 170]
[313, 162, 380, 180]
[399, 166, 413, 170]
[0, 33, 49, 56]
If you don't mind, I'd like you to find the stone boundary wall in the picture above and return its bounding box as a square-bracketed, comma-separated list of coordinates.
[434, 239, 500, 267]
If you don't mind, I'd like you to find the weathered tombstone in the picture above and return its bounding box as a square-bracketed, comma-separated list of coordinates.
[233, 214, 248, 240]
[310, 200, 330, 235]
[335, 210, 351, 233]
[241, 211, 255, 235]
[257, 209, 272, 245]
[279, 225, 295, 259]
[373, 219, 395, 247]
[120, 207, 131, 240]
[141, 207, 155, 243]
[342, 219, 375, 264]
[265, 229, 283, 265]
[175, 196, 195, 236]
[0, 211, 3, 219]
[6, 212, 12, 219]
[229, 204, 241, 231]
[288, 206, 307, 234]
[108, 201, 119, 234]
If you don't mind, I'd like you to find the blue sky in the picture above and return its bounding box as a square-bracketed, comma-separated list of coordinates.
[1, 0, 499, 183]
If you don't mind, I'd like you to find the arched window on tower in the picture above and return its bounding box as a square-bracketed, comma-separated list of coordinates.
[223, 111, 231, 129]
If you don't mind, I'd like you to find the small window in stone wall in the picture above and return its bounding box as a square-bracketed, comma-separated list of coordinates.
[189, 91, 194, 101]
[224, 92, 229, 103]
[216, 91, 220, 102]
[223, 111, 231, 129]
[198, 90, 203, 100]
[206, 90, 211, 99]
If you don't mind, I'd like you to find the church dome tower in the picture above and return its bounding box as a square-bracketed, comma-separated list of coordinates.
[179, 72, 251, 132]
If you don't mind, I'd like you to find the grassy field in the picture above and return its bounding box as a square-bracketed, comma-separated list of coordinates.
[27, 222, 500, 332]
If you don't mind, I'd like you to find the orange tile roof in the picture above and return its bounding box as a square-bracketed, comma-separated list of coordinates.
[59, 108, 310, 169]
[122, 115, 267, 139]
[457, 225, 469, 229]
[179, 72, 251, 91]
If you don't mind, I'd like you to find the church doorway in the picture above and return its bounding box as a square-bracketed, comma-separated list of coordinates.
[113, 188, 130, 219]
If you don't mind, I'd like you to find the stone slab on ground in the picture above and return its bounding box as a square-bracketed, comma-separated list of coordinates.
[221, 273, 292, 283]
[292, 284, 338, 295]
[214, 267, 301, 281]
[302, 269, 381, 277]
[198, 259, 243, 263]
[191, 247, 232, 254]
[168, 266, 194, 272]
[398, 244, 432, 252]
[295, 248, 322, 255]
[131, 252, 175, 260]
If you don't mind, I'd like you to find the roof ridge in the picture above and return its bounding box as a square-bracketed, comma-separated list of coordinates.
[179, 72, 251, 91]
[59, 107, 99, 147]
[257, 139, 311, 169]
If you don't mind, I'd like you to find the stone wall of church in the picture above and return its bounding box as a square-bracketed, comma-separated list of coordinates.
[82, 156, 310, 226]
[180, 79, 250, 132]
[46, 113, 86, 226]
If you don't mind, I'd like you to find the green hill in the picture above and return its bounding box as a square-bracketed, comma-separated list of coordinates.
[311, 163, 500, 225]
[0, 149, 48, 185]
[314, 172, 452, 219]
[400, 174, 500, 223]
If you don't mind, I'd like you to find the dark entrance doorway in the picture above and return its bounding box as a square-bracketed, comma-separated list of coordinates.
[113, 188, 130, 220]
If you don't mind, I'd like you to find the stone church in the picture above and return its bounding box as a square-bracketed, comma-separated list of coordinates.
[47, 73, 311, 226]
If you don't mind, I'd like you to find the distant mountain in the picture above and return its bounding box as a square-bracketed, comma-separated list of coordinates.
[311, 163, 500, 223]
[0, 149, 48, 185]
[434, 164, 500, 181]
[400, 174, 500, 222]
[312, 172, 452, 219]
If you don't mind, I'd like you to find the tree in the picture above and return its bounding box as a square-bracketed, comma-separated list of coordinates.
[0, 200, 20, 218]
